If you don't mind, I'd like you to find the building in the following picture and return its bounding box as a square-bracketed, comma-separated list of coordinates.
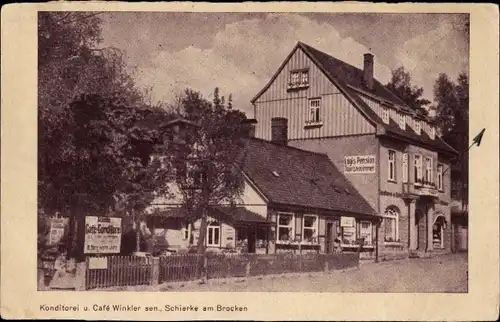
[144, 118, 378, 255]
[251, 42, 458, 258]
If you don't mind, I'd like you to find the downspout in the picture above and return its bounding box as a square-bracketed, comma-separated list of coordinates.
[375, 130, 381, 263]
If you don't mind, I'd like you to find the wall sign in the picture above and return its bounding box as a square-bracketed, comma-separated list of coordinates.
[340, 216, 355, 227]
[84, 216, 122, 254]
[48, 217, 69, 245]
[88, 257, 108, 269]
[344, 155, 376, 174]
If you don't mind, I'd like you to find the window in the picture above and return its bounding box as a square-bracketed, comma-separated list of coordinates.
[356, 221, 373, 245]
[414, 154, 422, 183]
[425, 157, 433, 183]
[308, 98, 321, 123]
[207, 221, 221, 247]
[437, 164, 444, 191]
[277, 213, 294, 242]
[398, 113, 406, 129]
[384, 207, 399, 242]
[182, 222, 191, 240]
[382, 107, 390, 124]
[430, 126, 436, 140]
[414, 119, 421, 134]
[302, 215, 318, 243]
[388, 150, 396, 181]
[289, 70, 309, 88]
[402, 153, 408, 183]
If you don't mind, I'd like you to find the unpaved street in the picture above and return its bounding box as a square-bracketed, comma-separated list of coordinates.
[163, 253, 467, 293]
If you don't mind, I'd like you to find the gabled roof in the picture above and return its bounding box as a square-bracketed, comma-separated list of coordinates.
[252, 42, 457, 156]
[237, 138, 377, 217]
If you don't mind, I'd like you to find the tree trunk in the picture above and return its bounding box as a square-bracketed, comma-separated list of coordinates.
[196, 206, 208, 279]
[134, 211, 141, 253]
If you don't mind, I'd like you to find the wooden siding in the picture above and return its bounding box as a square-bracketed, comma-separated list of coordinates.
[254, 47, 375, 140]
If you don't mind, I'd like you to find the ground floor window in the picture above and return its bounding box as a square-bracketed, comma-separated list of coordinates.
[277, 213, 295, 241]
[433, 215, 446, 249]
[356, 221, 373, 245]
[302, 214, 318, 243]
[207, 221, 220, 247]
[384, 207, 399, 242]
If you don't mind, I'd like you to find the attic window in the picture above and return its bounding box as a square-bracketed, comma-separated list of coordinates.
[288, 69, 309, 90]
[382, 107, 390, 124]
[398, 113, 405, 130]
[430, 126, 436, 140]
[272, 171, 280, 177]
[414, 119, 421, 135]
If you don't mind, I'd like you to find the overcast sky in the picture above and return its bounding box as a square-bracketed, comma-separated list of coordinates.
[100, 12, 469, 116]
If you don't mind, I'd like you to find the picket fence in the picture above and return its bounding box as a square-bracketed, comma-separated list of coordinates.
[85, 252, 359, 290]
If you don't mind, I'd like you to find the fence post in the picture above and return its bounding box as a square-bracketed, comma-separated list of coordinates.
[324, 255, 329, 273]
[245, 259, 251, 277]
[150, 257, 160, 286]
[75, 258, 87, 291]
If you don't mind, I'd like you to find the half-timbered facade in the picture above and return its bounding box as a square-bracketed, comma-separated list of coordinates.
[251, 42, 458, 258]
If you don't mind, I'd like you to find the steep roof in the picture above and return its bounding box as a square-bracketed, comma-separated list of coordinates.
[252, 42, 458, 156]
[237, 138, 377, 217]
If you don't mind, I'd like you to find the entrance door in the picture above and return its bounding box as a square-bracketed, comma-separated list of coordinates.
[415, 210, 423, 250]
[326, 223, 334, 253]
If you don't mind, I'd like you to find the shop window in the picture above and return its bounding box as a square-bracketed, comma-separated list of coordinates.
[339, 217, 357, 245]
[356, 220, 373, 245]
[302, 215, 318, 243]
[388, 150, 396, 181]
[402, 153, 408, 183]
[207, 221, 220, 247]
[384, 207, 399, 242]
[277, 213, 295, 241]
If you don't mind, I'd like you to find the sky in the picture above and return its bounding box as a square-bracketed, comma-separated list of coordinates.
[99, 12, 469, 116]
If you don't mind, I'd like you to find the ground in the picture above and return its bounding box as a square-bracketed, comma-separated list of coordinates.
[159, 252, 468, 293]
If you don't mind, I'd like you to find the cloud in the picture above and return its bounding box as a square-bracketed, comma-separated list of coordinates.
[132, 13, 394, 116]
[395, 21, 469, 102]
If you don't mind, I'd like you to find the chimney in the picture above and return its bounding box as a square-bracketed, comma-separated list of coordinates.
[363, 53, 374, 90]
[242, 118, 258, 138]
[271, 117, 288, 146]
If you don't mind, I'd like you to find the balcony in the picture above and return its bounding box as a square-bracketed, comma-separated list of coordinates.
[402, 181, 438, 198]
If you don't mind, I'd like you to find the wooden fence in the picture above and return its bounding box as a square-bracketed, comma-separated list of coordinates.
[85, 252, 359, 289]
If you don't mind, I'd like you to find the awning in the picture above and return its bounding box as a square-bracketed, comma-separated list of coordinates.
[211, 206, 272, 225]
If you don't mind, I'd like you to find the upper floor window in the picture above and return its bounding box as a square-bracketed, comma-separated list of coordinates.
[388, 150, 396, 181]
[308, 98, 321, 123]
[414, 154, 423, 183]
[425, 157, 433, 183]
[414, 119, 421, 134]
[398, 113, 406, 129]
[277, 213, 295, 242]
[402, 153, 408, 183]
[437, 164, 444, 191]
[382, 107, 390, 124]
[288, 69, 309, 89]
[302, 215, 319, 243]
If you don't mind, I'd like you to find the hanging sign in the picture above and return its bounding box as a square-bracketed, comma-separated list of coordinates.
[84, 216, 122, 254]
[48, 217, 69, 245]
[340, 216, 355, 227]
[344, 155, 376, 174]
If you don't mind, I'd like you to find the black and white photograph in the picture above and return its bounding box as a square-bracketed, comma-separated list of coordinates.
[1, 3, 499, 321]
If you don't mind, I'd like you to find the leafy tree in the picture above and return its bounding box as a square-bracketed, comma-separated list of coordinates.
[386, 66, 431, 117]
[163, 88, 250, 257]
[38, 12, 172, 258]
[432, 72, 469, 203]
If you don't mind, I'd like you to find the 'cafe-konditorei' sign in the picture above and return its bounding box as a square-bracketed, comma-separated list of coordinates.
[84, 216, 122, 254]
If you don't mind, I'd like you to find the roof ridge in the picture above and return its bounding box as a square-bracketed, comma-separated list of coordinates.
[248, 137, 330, 158]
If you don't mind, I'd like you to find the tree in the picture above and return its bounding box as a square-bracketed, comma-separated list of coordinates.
[164, 88, 250, 257]
[386, 66, 431, 117]
[38, 12, 171, 258]
[432, 72, 469, 203]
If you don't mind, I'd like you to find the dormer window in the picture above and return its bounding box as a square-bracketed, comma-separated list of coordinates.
[288, 69, 309, 90]
[398, 113, 406, 130]
[430, 126, 436, 140]
[414, 119, 421, 134]
[382, 107, 390, 124]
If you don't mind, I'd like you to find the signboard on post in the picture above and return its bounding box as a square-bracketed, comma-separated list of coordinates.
[340, 216, 355, 227]
[344, 155, 376, 174]
[84, 216, 122, 254]
[48, 217, 69, 245]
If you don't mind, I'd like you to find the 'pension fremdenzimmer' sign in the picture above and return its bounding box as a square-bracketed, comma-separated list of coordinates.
[344, 155, 376, 174]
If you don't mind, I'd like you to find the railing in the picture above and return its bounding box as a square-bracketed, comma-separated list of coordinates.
[85, 252, 360, 290]
[402, 182, 438, 197]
